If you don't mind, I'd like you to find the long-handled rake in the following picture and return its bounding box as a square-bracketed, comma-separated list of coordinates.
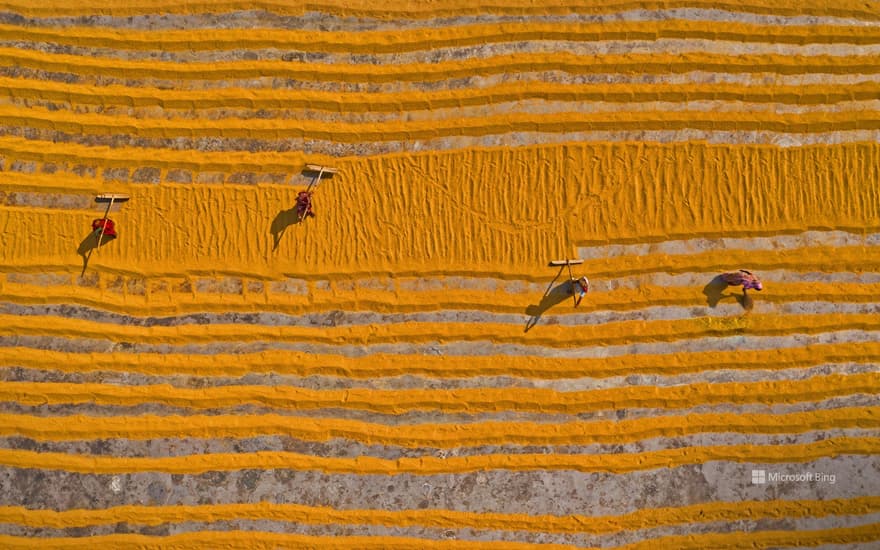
[82, 193, 129, 275]
[304, 164, 337, 192]
[94, 193, 129, 249]
[297, 164, 338, 221]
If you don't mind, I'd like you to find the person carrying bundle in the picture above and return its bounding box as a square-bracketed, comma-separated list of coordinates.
[573, 276, 590, 307]
[720, 269, 763, 293]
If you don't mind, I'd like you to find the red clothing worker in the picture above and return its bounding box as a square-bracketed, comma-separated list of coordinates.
[91, 218, 117, 239]
[296, 191, 315, 219]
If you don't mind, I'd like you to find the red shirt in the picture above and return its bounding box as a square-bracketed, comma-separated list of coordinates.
[92, 218, 117, 238]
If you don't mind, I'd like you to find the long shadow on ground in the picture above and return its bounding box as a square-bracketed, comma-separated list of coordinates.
[270, 207, 303, 250]
[78, 230, 115, 276]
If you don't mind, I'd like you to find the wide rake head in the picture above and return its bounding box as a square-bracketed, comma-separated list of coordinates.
[95, 193, 130, 203]
[303, 164, 339, 175]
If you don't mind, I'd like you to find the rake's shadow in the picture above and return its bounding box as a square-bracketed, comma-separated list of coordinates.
[524, 267, 572, 332]
[270, 207, 303, 250]
[78, 230, 115, 275]
[703, 275, 751, 310]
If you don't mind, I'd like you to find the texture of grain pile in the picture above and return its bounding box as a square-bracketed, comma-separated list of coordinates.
[0, 1, 879, 548]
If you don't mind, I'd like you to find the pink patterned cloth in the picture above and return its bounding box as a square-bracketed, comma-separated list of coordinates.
[573, 276, 589, 307]
[721, 270, 763, 291]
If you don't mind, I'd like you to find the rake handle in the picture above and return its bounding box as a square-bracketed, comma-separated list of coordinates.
[566, 261, 578, 306]
[299, 166, 326, 221]
[95, 196, 114, 250]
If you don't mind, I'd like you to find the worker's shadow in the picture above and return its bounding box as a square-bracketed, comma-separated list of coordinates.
[77, 231, 115, 275]
[524, 268, 572, 332]
[270, 207, 303, 250]
[703, 275, 751, 309]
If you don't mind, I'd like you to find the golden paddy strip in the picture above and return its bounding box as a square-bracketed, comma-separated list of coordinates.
[0, 171, 110, 195]
[3, 48, 879, 83]
[5, 21, 880, 53]
[4, 227, 879, 281]
[3, 165, 876, 251]
[8, 104, 880, 141]
[0, 131, 872, 179]
[4, 205, 879, 278]
[0, 436, 877, 475]
[0, 172, 124, 198]
[3, 184, 879, 278]
[8, 77, 880, 112]
[3, 280, 877, 317]
[1, 141, 876, 278]
[2, 407, 876, 448]
[0, 196, 880, 266]
[2, 312, 877, 348]
[1, 497, 877, 535]
[565, 247, 880, 279]
[0, 134, 321, 171]
[1, 373, 875, 413]
[2, 342, 876, 379]
[0, 0, 876, 20]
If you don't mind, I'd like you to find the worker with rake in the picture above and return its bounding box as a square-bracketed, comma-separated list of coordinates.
[572, 276, 589, 307]
[549, 259, 590, 307]
[90, 193, 128, 244]
[295, 164, 337, 221]
[296, 190, 316, 219]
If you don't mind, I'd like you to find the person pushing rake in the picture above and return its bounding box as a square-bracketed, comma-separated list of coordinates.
[297, 164, 338, 221]
[549, 258, 590, 307]
[81, 193, 129, 275]
[91, 193, 129, 245]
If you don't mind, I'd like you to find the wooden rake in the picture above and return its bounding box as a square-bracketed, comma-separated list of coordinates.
[93, 193, 129, 249]
[303, 164, 338, 193]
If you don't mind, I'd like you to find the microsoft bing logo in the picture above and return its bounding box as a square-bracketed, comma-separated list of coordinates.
[752, 470, 766, 484]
